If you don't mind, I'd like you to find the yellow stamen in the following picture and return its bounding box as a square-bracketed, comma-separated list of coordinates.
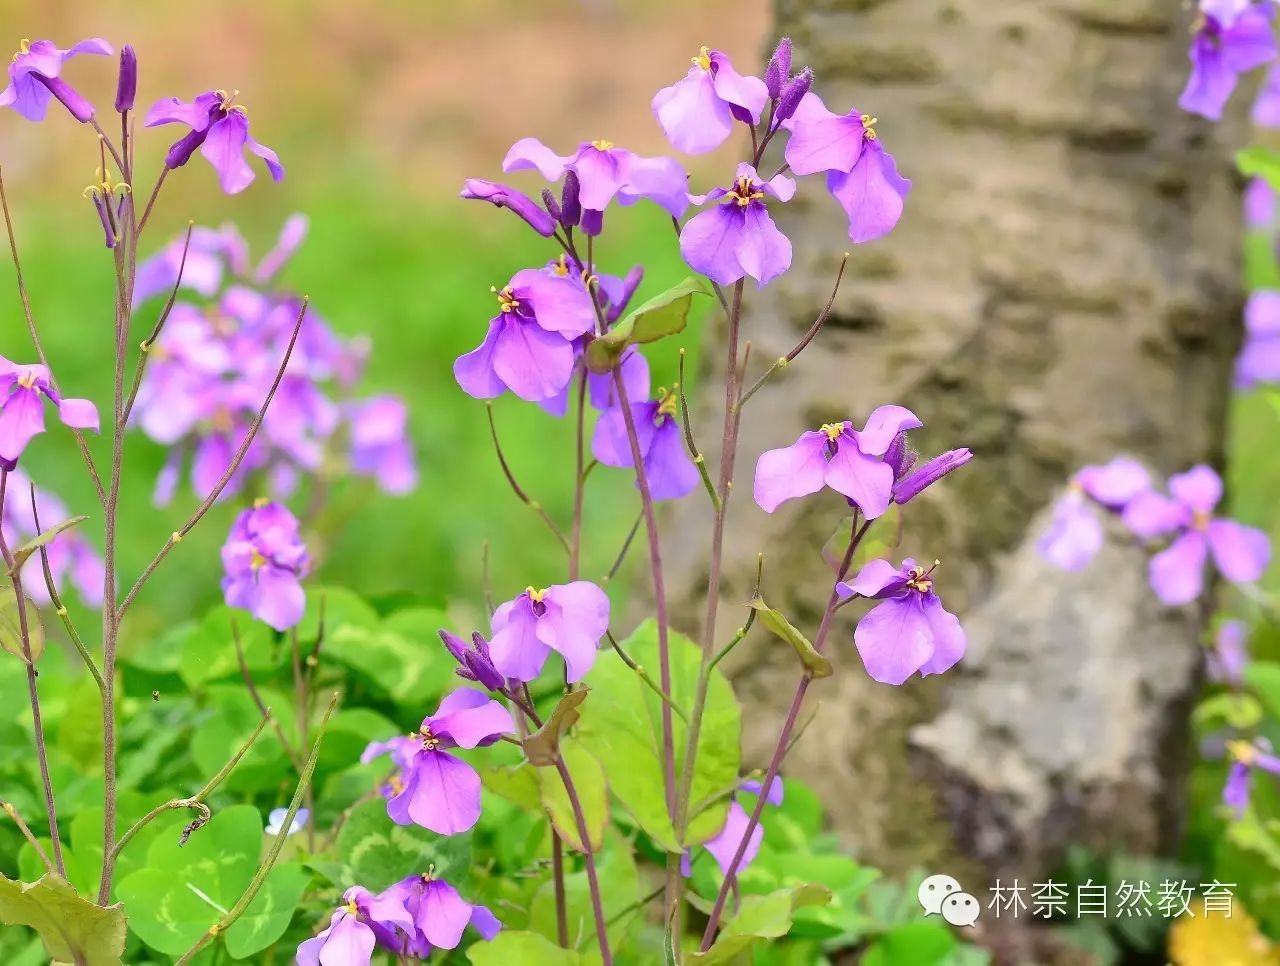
[419, 725, 440, 751]
[250, 548, 267, 570]
[905, 566, 933, 594]
[730, 175, 765, 208]
[344, 899, 359, 916]
[492, 285, 521, 313]
[1228, 739, 1257, 766]
[12, 39, 30, 62]
[1192, 509, 1212, 531]
[692, 45, 712, 71]
[16, 370, 37, 390]
[590, 139, 614, 151]
[526, 585, 548, 603]
[861, 114, 879, 141]
[211, 407, 234, 434]
[820, 422, 845, 442]
[388, 773, 405, 795]
[552, 253, 570, 277]
[656, 386, 679, 419]
[253, 496, 270, 509]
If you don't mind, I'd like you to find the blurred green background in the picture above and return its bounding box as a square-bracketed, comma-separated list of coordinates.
[0, 0, 769, 642]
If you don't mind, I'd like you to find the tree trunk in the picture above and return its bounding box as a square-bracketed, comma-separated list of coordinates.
[669, 0, 1243, 956]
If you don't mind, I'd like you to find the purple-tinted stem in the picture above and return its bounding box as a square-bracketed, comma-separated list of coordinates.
[551, 830, 570, 947]
[135, 167, 168, 236]
[700, 516, 870, 949]
[0, 471, 66, 877]
[554, 755, 613, 965]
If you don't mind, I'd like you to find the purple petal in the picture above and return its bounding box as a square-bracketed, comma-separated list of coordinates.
[492, 318, 575, 402]
[316, 913, 376, 966]
[249, 565, 306, 631]
[255, 214, 308, 282]
[917, 593, 966, 677]
[460, 179, 557, 237]
[1223, 760, 1252, 816]
[680, 205, 748, 286]
[1207, 519, 1271, 584]
[1208, 620, 1249, 684]
[1074, 456, 1150, 509]
[454, 319, 507, 400]
[842, 558, 910, 599]
[826, 141, 911, 244]
[489, 597, 552, 682]
[501, 137, 569, 181]
[856, 405, 923, 457]
[783, 96, 867, 176]
[421, 879, 473, 950]
[1149, 530, 1209, 606]
[740, 776, 784, 806]
[403, 750, 482, 835]
[1179, 36, 1239, 120]
[893, 448, 972, 504]
[469, 905, 502, 941]
[201, 112, 255, 194]
[246, 133, 284, 183]
[429, 689, 514, 749]
[709, 51, 768, 121]
[736, 204, 792, 288]
[510, 268, 596, 338]
[1037, 494, 1104, 572]
[824, 436, 895, 519]
[853, 596, 936, 685]
[704, 801, 763, 877]
[1122, 490, 1189, 539]
[57, 397, 99, 431]
[144, 91, 220, 130]
[591, 401, 659, 470]
[644, 417, 699, 501]
[753, 431, 830, 512]
[616, 152, 690, 217]
[0, 387, 46, 462]
[1169, 464, 1223, 515]
[652, 68, 733, 155]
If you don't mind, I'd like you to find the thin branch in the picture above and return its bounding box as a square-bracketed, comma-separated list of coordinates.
[553, 755, 612, 966]
[600, 510, 642, 586]
[709, 554, 765, 672]
[1, 800, 56, 874]
[117, 299, 309, 620]
[232, 617, 303, 770]
[485, 402, 571, 554]
[175, 693, 340, 965]
[0, 167, 105, 505]
[677, 349, 720, 511]
[606, 631, 688, 723]
[135, 167, 168, 235]
[88, 118, 126, 176]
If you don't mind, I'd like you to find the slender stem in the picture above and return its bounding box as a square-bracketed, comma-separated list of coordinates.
[117, 299, 309, 620]
[290, 628, 317, 853]
[109, 709, 273, 868]
[570, 370, 588, 580]
[551, 831, 569, 948]
[0, 167, 105, 505]
[554, 755, 612, 966]
[0, 472, 65, 877]
[678, 349, 720, 511]
[600, 510, 642, 585]
[89, 118, 126, 176]
[736, 254, 849, 412]
[136, 167, 168, 235]
[232, 618, 303, 769]
[709, 554, 766, 673]
[175, 693, 339, 965]
[2, 800, 55, 875]
[605, 631, 688, 723]
[699, 516, 869, 948]
[485, 402, 571, 555]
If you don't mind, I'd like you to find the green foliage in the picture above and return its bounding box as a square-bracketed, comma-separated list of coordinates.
[468, 929, 582, 964]
[529, 830, 641, 953]
[586, 276, 709, 373]
[0, 872, 126, 965]
[535, 740, 608, 852]
[1239, 146, 1280, 193]
[576, 619, 741, 851]
[750, 597, 832, 678]
[689, 883, 832, 964]
[0, 585, 43, 662]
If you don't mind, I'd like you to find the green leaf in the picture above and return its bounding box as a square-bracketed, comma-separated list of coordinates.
[1239, 146, 1280, 193]
[585, 277, 708, 373]
[223, 862, 311, 959]
[529, 829, 640, 954]
[0, 584, 43, 663]
[1192, 692, 1263, 732]
[524, 689, 589, 766]
[689, 883, 833, 964]
[860, 920, 958, 966]
[322, 606, 454, 706]
[0, 872, 126, 965]
[8, 516, 88, 574]
[468, 929, 583, 964]
[117, 804, 264, 956]
[750, 597, 832, 678]
[576, 619, 740, 851]
[535, 740, 608, 851]
[1245, 661, 1280, 719]
[482, 762, 543, 811]
[178, 606, 278, 690]
[190, 686, 291, 794]
[321, 796, 472, 892]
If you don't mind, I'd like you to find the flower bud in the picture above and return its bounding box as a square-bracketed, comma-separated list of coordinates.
[35, 74, 94, 123]
[460, 179, 556, 236]
[765, 37, 792, 99]
[581, 207, 604, 237]
[892, 448, 972, 505]
[540, 188, 562, 224]
[775, 67, 812, 123]
[560, 170, 582, 228]
[164, 127, 208, 169]
[114, 45, 137, 113]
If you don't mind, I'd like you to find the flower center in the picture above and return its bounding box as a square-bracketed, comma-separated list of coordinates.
[526, 585, 548, 603]
[819, 423, 844, 442]
[552, 254, 571, 277]
[388, 773, 405, 795]
[344, 898, 359, 916]
[211, 406, 234, 433]
[250, 548, 268, 571]
[729, 175, 765, 208]
[12, 39, 30, 61]
[692, 45, 712, 72]
[83, 165, 131, 201]
[420, 725, 440, 751]
[1228, 739, 1257, 767]
[16, 370, 37, 390]
[905, 560, 941, 594]
[214, 89, 245, 114]
[492, 285, 521, 313]
[591, 139, 614, 152]
[1192, 509, 1212, 532]
[861, 114, 879, 142]
[655, 387, 679, 421]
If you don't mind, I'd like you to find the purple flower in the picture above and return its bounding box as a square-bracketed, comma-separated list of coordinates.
[460, 179, 557, 237]
[1236, 290, 1280, 389]
[0, 357, 98, 465]
[361, 734, 419, 801]
[1245, 178, 1276, 230]
[347, 396, 417, 495]
[1255, 62, 1280, 126]
[439, 630, 506, 691]
[220, 500, 310, 631]
[296, 886, 414, 966]
[255, 213, 308, 283]
[489, 581, 610, 683]
[681, 778, 783, 878]
[503, 137, 690, 218]
[1207, 620, 1249, 685]
[375, 688, 514, 835]
[838, 557, 966, 685]
[381, 873, 502, 957]
[651, 46, 768, 155]
[764, 38, 793, 100]
[454, 263, 597, 403]
[753, 405, 923, 518]
[1179, 3, 1276, 121]
[592, 390, 700, 502]
[265, 806, 308, 837]
[1125, 465, 1271, 605]
[1038, 457, 1154, 572]
[0, 38, 112, 123]
[0, 468, 103, 608]
[679, 163, 795, 287]
[132, 226, 245, 307]
[1222, 738, 1280, 817]
[145, 90, 283, 194]
[890, 447, 973, 505]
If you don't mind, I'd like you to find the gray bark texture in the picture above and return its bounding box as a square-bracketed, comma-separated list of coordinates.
[668, 0, 1244, 957]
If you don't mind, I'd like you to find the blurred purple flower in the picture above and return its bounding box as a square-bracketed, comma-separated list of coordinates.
[380, 688, 514, 835]
[265, 806, 308, 837]
[1223, 738, 1280, 817]
[296, 886, 413, 966]
[503, 137, 689, 218]
[680, 163, 795, 287]
[1245, 178, 1276, 230]
[489, 581, 611, 683]
[145, 90, 283, 193]
[1179, 2, 1276, 121]
[1236, 290, 1280, 389]
[592, 390, 699, 502]
[0, 357, 98, 465]
[652, 46, 768, 155]
[838, 557, 966, 685]
[0, 468, 103, 608]
[1038, 457, 1154, 571]
[220, 500, 309, 631]
[0, 37, 112, 122]
[381, 873, 502, 957]
[1207, 619, 1249, 685]
[348, 396, 417, 495]
[753, 406, 923, 518]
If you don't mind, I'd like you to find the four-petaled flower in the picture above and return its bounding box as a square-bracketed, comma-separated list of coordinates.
[375, 688, 514, 835]
[489, 581, 611, 683]
[753, 405, 923, 519]
[220, 500, 310, 631]
[296, 886, 414, 966]
[681, 777, 783, 879]
[592, 388, 700, 502]
[1179, 0, 1277, 121]
[381, 872, 502, 958]
[652, 46, 768, 155]
[679, 163, 795, 287]
[0, 357, 99, 467]
[837, 557, 966, 685]
[1124, 465, 1270, 605]
[0, 37, 112, 122]
[145, 90, 283, 194]
[1037, 456, 1152, 572]
[1222, 738, 1280, 817]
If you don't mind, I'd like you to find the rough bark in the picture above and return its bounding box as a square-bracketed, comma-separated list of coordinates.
[669, 0, 1243, 955]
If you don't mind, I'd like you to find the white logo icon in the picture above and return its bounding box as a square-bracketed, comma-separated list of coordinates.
[918, 873, 980, 927]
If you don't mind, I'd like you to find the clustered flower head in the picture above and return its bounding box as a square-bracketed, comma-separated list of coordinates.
[131, 216, 416, 504]
[0, 468, 103, 608]
[1039, 460, 1271, 606]
[220, 499, 310, 631]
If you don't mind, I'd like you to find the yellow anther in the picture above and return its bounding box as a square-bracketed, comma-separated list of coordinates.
[552, 253, 571, 277]
[253, 496, 270, 509]
[692, 45, 712, 71]
[1192, 509, 1212, 531]
[820, 422, 845, 441]
[590, 139, 614, 151]
[344, 899, 359, 916]
[13, 39, 30, 61]
[730, 175, 765, 207]
[526, 586, 548, 603]
[861, 114, 879, 141]
[493, 285, 521, 313]
[250, 548, 267, 570]
[419, 725, 440, 750]
[1228, 739, 1257, 766]
[16, 370, 37, 389]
